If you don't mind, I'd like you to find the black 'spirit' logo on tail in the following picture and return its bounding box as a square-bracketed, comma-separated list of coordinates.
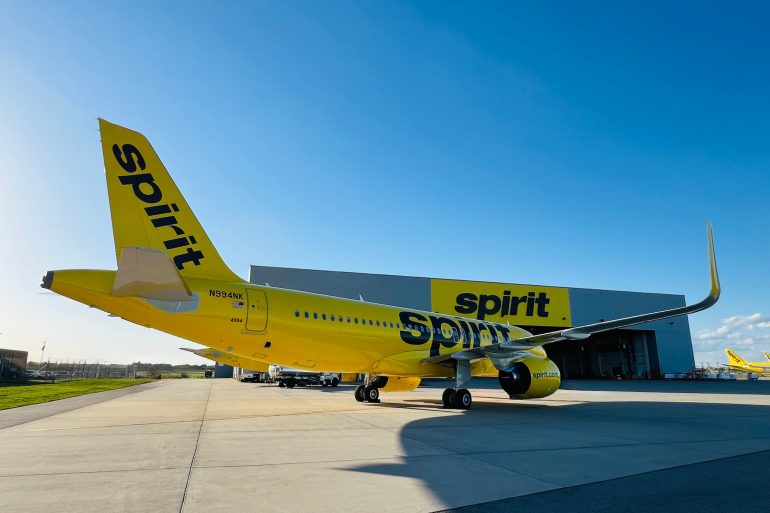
[112, 144, 205, 270]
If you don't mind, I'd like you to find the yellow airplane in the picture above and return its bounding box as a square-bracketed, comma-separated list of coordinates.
[42, 119, 721, 409]
[180, 347, 270, 372]
[724, 349, 770, 375]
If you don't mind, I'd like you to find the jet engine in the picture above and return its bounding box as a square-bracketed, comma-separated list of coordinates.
[498, 357, 561, 399]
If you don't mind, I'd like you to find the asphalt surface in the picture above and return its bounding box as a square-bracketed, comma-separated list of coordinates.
[2, 379, 769, 513]
[440, 449, 770, 513]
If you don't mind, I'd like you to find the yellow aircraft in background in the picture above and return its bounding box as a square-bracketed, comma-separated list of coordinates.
[180, 347, 269, 372]
[724, 349, 770, 375]
[42, 119, 721, 409]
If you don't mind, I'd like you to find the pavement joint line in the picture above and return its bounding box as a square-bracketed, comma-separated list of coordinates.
[20, 419, 206, 433]
[3, 440, 768, 480]
[15, 411, 359, 433]
[178, 379, 214, 513]
[0, 466, 191, 478]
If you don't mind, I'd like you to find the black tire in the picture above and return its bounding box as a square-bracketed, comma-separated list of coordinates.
[442, 388, 455, 408]
[365, 385, 380, 403]
[331, 378, 339, 387]
[455, 389, 472, 409]
[278, 381, 285, 388]
[354, 385, 366, 402]
[322, 382, 328, 387]
[286, 380, 295, 389]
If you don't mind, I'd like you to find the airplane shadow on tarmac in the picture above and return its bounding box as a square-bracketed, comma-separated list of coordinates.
[344, 395, 770, 511]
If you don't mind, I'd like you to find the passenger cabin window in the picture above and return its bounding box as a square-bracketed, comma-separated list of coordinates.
[313, 313, 318, 319]
[354, 318, 358, 324]
[322, 314, 327, 320]
[295, 310, 299, 317]
[304, 311, 309, 318]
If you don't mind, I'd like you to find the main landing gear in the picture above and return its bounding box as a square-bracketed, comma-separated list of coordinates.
[442, 359, 473, 409]
[442, 388, 472, 409]
[354, 384, 380, 403]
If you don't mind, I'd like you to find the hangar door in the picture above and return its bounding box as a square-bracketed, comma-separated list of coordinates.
[246, 289, 268, 332]
[545, 330, 660, 379]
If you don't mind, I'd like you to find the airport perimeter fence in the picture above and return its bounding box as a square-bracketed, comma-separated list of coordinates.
[22, 360, 136, 381]
[20, 360, 214, 382]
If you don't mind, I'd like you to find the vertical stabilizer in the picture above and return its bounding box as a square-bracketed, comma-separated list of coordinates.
[725, 349, 747, 367]
[99, 119, 242, 283]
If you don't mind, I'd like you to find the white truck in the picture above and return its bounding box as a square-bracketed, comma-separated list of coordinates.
[268, 365, 340, 388]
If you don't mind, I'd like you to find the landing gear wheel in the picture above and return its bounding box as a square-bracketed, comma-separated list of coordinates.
[278, 381, 285, 388]
[354, 385, 366, 402]
[442, 388, 455, 408]
[286, 380, 295, 389]
[454, 389, 472, 410]
[331, 378, 339, 387]
[364, 385, 380, 403]
[322, 381, 328, 387]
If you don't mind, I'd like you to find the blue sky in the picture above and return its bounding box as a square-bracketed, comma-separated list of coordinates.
[0, 1, 768, 366]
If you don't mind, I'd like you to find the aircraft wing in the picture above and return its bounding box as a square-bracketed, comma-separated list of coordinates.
[442, 223, 719, 366]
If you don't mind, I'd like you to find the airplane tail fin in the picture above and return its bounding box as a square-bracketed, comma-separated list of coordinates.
[725, 349, 747, 366]
[764, 351, 770, 361]
[99, 119, 242, 283]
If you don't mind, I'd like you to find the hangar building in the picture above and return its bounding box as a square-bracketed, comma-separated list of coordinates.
[249, 266, 696, 378]
[0, 348, 28, 379]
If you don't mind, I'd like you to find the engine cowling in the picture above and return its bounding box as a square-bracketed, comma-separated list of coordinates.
[498, 357, 561, 399]
[370, 376, 421, 392]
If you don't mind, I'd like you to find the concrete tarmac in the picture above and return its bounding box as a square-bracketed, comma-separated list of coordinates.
[1, 379, 769, 513]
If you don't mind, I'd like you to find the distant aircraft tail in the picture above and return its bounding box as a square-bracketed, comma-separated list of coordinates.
[99, 119, 242, 283]
[764, 351, 770, 361]
[725, 348, 747, 367]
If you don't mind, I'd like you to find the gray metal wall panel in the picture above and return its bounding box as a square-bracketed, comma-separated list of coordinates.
[249, 266, 432, 311]
[568, 288, 695, 373]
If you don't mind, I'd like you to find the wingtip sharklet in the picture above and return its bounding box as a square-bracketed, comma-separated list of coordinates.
[707, 221, 720, 302]
[517, 222, 722, 346]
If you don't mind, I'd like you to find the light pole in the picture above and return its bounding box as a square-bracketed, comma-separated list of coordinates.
[40, 341, 46, 369]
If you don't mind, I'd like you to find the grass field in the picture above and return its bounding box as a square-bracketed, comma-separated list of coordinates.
[0, 379, 155, 410]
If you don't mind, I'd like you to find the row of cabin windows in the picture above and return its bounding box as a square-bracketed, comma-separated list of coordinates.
[295, 309, 398, 328]
[293, 309, 496, 340]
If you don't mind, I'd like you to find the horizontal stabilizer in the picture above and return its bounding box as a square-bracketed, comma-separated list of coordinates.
[113, 246, 192, 301]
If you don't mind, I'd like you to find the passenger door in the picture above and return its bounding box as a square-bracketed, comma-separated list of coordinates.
[245, 289, 268, 332]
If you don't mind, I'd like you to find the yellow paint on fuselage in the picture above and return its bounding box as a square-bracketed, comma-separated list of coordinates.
[49, 268, 534, 378]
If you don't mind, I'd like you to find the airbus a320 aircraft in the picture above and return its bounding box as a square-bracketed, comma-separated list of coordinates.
[42, 120, 721, 409]
[724, 349, 770, 375]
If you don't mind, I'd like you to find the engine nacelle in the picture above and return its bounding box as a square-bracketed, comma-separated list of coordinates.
[370, 376, 421, 393]
[498, 357, 561, 399]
